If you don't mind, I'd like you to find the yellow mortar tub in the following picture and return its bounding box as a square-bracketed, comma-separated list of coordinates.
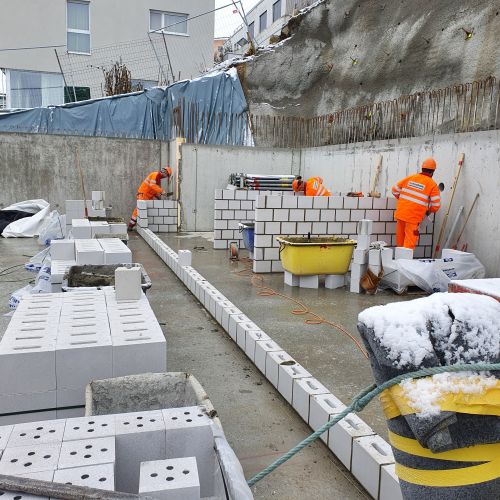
[276, 236, 357, 276]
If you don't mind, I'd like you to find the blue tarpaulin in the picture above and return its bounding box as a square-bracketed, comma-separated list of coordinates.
[0, 70, 249, 144]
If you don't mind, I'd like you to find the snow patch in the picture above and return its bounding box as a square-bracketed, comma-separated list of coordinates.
[400, 372, 497, 418]
[358, 293, 500, 369]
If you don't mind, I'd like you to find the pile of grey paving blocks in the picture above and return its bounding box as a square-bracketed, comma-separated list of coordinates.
[0, 289, 166, 424]
[0, 406, 216, 498]
[136, 200, 178, 233]
[138, 227, 403, 500]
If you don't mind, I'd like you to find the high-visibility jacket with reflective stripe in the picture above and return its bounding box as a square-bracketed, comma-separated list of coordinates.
[137, 172, 164, 199]
[392, 173, 441, 224]
[305, 177, 331, 197]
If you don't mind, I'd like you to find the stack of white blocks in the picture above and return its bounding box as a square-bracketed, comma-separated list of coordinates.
[99, 239, 133, 265]
[138, 227, 403, 500]
[50, 240, 77, 292]
[0, 407, 215, 497]
[136, 200, 178, 233]
[65, 200, 85, 226]
[251, 195, 434, 273]
[0, 290, 166, 423]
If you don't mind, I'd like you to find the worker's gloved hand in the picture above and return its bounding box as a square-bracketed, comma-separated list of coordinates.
[425, 210, 431, 216]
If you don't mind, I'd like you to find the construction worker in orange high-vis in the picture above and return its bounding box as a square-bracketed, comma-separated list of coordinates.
[292, 176, 331, 196]
[128, 166, 173, 230]
[391, 158, 441, 249]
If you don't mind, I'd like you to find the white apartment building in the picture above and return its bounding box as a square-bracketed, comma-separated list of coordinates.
[223, 0, 314, 59]
[0, 0, 214, 109]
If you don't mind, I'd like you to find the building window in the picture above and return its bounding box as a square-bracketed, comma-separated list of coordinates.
[248, 22, 255, 40]
[259, 11, 267, 33]
[7, 70, 64, 108]
[150, 10, 188, 35]
[64, 86, 91, 103]
[273, 0, 282, 22]
[67, 1, 90, 54]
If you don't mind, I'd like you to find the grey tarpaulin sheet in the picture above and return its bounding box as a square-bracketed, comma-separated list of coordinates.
[0, 69, 248, 144]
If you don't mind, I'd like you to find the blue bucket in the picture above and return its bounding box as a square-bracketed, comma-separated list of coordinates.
[239, 222, 255, 252]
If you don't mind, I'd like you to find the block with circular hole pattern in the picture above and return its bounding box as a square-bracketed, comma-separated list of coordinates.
[0, 443, 61, 475]
[139, 457, 200, 500]
[8, 420, 65, 448]
[63, 415, 115, 442]
[58, 436, 115, 470]
[53, 462, 115, 491]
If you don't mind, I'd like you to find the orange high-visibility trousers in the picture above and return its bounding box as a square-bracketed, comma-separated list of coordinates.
[396, 219, 420, 249]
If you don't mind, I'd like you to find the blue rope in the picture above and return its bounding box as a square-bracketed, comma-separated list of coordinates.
[247, 362, 500, 487]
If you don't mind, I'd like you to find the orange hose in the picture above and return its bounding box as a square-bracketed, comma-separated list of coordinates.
[233, 258, 368, 358]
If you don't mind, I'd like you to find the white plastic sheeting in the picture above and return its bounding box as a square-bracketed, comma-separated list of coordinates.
[1, 199, 50, 237]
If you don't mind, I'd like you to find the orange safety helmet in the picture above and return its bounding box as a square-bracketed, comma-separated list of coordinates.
[421, 158, 437, 171]
[292, 176, 304, 193]
[160, 166, 173, 177]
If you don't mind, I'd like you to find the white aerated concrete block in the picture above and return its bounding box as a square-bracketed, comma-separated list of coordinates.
[245, 330, 270, 361]
[109, 223, 127, 234]
[395, 247, 413, 260]
[292, 378, 330, 423]
[50, 260, 75, 284]
[220, 306, 242, 333]
[309, 393, 346, 444]
[299, 275, 319, 288]
[63, 415, 115, 441]
[0, 342, 56, 396]
[265, 351, 295, 388]
[381, 247, 394, 267]
[115, 267, 142, 301]
[0, 443, 61, 474]
[278, 363, 311, 404]
[72, 219, 92, 239]
[351, 435, 395, 498]
[90, 221, 110, 237]
[284, 271, 299, 287]
[0, 491, 49, 499]
[53, 463, 115, 491]
[356, 235, 371, 250]
[58, 436, 115, 470]
[353, 248, 368, 264]
[99, 238, 132, 265]
[235, 321, 259, 350]
[329, 413, 375, 470]
[75, 239, 104, 265]
[325, 274, 345, 289]
[380, 463, 403, 500]
[162, 407, 214, 498]
[0, 391, 57, 415]
[350, 263, 368, 293]
[369, 249, 381, 266]
[8, 420, 65, 448]
[0, 425, 14, 450]
[50, 240, 75, 261]
[115, 411, 166, 494]
[178, 250, 192, 267]
[139, 457, 200, 500]
[228, 313, 250, 342]
[254, 339, 282, 375]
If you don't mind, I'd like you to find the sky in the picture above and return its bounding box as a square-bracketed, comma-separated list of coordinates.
[214, 0, 261, 38]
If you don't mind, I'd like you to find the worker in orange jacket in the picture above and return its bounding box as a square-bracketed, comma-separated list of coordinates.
[391, 158, 441, 249]
[128, 166, 172, 230]
[292, 176, 331, 196]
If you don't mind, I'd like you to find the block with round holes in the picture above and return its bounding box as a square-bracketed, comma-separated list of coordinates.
[0, 491, 49, 499]
[162, 407, 214, 498]
[351, 435, 395, 498]
[265, 351, 295, 389]
[58, 436, 115, 470]
[63, 415, 115, 442]
[8, 420, 65, 448]
[139, 457, 200, 500]
[53, 462, 115, 491]
[328, 413, 375, 470]
[309, 393, 346, 444]
[277, 363, 312, 404]
[0, 442, 61, 474]
[114, 411, 166, 494]
[292, 377, 330, 423]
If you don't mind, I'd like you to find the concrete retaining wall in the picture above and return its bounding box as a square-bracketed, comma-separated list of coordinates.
[0, 133, 168, 222]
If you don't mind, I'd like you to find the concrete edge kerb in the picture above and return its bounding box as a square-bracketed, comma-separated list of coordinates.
[136, 228, 402, 500]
